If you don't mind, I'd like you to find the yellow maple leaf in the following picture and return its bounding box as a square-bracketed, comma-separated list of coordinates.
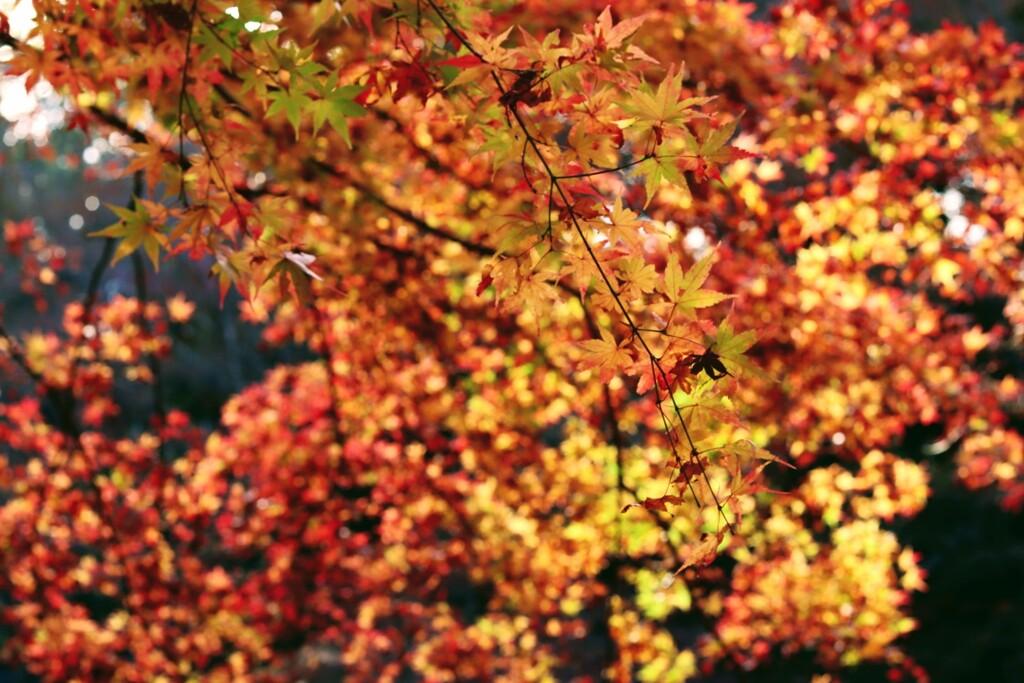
[578, 329, 634, 382]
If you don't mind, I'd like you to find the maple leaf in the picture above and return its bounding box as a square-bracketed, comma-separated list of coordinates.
[680, 347, 731, 380]
[578, 328, 634, 383]
[589, 6, 649, 51]
[591, 197, 645, 251]
[617, 256, 658, 300]
[517, 28, 578, 92]
[282, 251, 324, 281]
[664, 251, 733, 319]
[633, 154, 689, 207]
[712, 319, 773, 381]
[217, 201, 256, 239]
[630, 357, 660, 395]
[515, 271, 560, 312]
[718, 439, 793, 468]
[196, 21, 238, 69]
[642, 494, 684, 512]
[717, 440, 792, 504]
[309, 84, 367, 147]
[122, 141, 176, 190]
[443, 61, 495, 91]
[91, 199, 169, 270]
[567, 118, 623, 170]
[679, 118, 759, 182]
[562, 252, 599, 301]
[168, 204, 218, 259]
[676, 531, 725, 573]
[728, 460, 789, 506]
[463, 25, 515, 69]
[210, 247, 253, 306]
[266, 88, 314, 139]
[620, 66, 713, 134]
[269, 253, 320, 305]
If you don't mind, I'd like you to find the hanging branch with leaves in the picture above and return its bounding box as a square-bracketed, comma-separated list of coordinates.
[397, 0, 784, 566]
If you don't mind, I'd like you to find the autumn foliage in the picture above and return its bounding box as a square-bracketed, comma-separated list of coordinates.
[0, 0, 1022, 680]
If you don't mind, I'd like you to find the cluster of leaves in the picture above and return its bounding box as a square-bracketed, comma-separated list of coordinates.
[0, 0, 1022, 681]
[1, 218, 71, 312]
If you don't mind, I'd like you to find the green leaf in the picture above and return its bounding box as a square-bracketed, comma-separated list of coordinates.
[680, 117, 759, 181]
[91, 200, 167, 271]
[713, 319, 772, 381]
[624, 67, 711, 129]
[196, 22, 237, 69]
[293, 59, 328, 81]
[715, 318, 756, 357]
[309, 86, 366, 147]
[477, 127, 520, 172]
[266, 89, 313, 139]
[634, 155, 688, 207]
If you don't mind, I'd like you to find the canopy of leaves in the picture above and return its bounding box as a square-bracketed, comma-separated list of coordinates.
[0, 0, 1022, 681]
